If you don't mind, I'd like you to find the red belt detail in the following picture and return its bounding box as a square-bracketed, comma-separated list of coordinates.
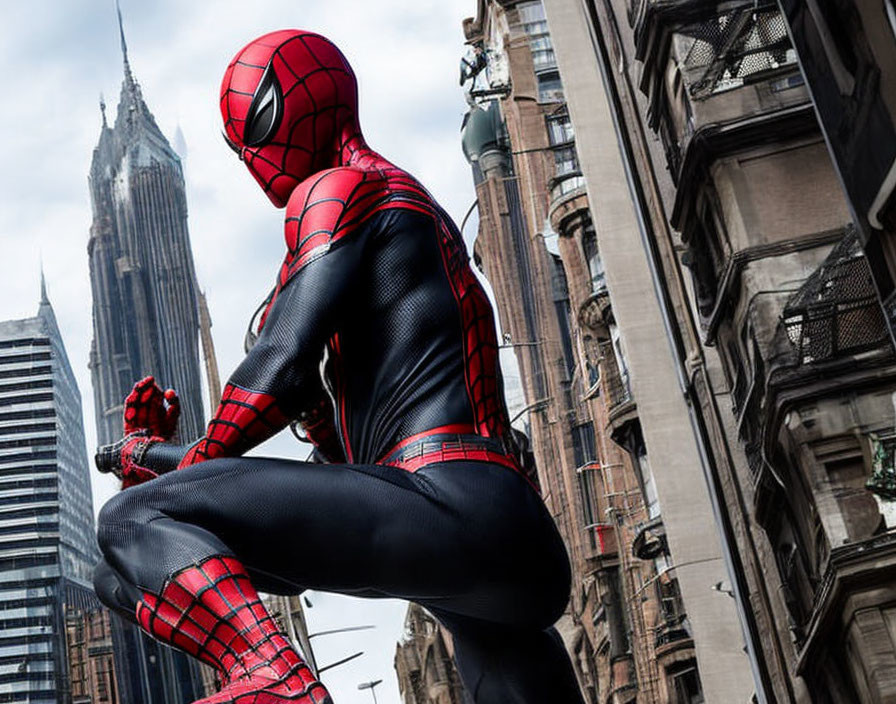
[384, 447, 521, 473]
[378, 429, 522, 474]
[378, 423, 476, 459]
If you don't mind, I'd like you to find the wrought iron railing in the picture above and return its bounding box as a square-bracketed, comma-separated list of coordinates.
[680, 6, 796, 99]
[783, 229, 890, 365]
[605, 366, 633, 409]
[627, 1, 797, 99]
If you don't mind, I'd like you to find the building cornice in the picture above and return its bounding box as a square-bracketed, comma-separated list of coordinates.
[796, 531, 896, 675]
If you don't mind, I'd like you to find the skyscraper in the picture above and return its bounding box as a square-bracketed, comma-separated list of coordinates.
[87, 17, 205, 448]
[0, 280, 109, 702]
[86, 12, 208, 703]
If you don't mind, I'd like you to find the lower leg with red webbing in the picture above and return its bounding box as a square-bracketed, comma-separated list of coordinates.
[136, 555, 330, 704]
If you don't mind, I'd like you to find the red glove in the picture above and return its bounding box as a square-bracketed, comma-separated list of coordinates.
[112, 376, 180, 489]
[119, 432, 166, 488]
[95, 430, 166, 489]
[124, 376, 180, 439]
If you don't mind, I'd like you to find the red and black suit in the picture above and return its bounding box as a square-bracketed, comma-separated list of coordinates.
[93, 30, 583, 704]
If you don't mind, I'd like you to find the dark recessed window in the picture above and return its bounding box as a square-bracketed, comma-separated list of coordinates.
[537, 71, 564, 103]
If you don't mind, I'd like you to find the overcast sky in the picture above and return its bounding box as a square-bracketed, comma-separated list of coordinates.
[0, 1, 483, 701]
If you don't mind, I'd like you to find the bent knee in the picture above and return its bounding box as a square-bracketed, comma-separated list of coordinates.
[96, 484, 161, 555]
[92, 560, 120, 608]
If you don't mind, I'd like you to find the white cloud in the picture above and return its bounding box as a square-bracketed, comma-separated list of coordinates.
[0, 1, 478, 702]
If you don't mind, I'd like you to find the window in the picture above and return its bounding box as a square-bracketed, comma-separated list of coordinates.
[553, 146, 579, 177]
[635, 445, 660, 520]
[869, 434, 896, 502]
[518, 2, 556, 72]
[550, 256, 576, 380]
[668, 663, 704, 704]
[547, 114, 575, 146]
[577, 462, 598, 510]
[610, 324, 630, 388]
[578, 465, 600, 549]
[571, 422, 597, 468]
[537, 71, 564, 102]
[582, 227, 605, 293]
[529, 35, 556, 70]
[518, 1, 548, 34]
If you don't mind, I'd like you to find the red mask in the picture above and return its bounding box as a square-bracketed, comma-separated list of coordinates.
[220, 30, 361, 208]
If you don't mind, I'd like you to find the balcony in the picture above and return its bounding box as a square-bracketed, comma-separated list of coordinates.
[587, 522, 618, 559]
[796, 532, 896, 682]
[577, 461, 618, 559]
[654, 577, 693, 655]
[631, 1, 811, 189]
[676, 6, 796, 101]
[605, 367, 632, 409]
[602, 352, 639, 447]
[550, 174, 586, 205]
[578, 289, 612, 339]
[548, 134, 587, 208]
[654, 617, 694, 655]
[632, 517, 667, 560]
[782, 229, 890, 367]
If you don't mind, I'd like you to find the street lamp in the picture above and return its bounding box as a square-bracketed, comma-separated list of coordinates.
[357, 679, 383, 704]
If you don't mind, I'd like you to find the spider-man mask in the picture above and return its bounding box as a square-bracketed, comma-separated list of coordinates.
[220, 30, 361, 208]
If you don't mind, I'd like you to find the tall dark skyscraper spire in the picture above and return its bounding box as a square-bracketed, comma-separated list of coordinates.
[86, 7, 208, 702]
[116, 0, 133, 85]
[88, 6, 205, 448]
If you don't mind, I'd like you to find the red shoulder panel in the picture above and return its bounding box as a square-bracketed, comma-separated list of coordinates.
[257, 163, 434, 331]
[280, 167, 388, 279]
[279, 163, 437, 284]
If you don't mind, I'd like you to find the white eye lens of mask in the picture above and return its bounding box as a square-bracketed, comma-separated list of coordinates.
[244, 64, 283, 147]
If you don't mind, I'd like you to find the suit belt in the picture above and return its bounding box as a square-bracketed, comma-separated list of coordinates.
[378, 429, 521, 473]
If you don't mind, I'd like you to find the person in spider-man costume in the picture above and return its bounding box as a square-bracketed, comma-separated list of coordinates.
[93, 30, 585, 704]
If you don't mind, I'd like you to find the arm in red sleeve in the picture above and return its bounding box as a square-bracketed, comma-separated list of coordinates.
[141, 233, 362, 472]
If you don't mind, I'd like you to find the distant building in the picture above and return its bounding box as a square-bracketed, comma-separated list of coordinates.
[262, 594, 319, 676]
[65, 590, 118, 704]
[0, 280, 114, 703]
[191, 594, 317, 695]
[394, 605, 466, 704]
[86, 15, 208, 704]
[87, 22, 205, 449]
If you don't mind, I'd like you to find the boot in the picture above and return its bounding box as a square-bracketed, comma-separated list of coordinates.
[136, 554, 331, 704]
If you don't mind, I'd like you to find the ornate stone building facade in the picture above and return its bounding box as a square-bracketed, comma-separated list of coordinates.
[86, 20, 207, 704]
[65, 590, 118, 704]
[539, 0, 896, 701]
[394, 605, 466, 704]
[452, 1, 752, 701]
[775, 0, 896, 345]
